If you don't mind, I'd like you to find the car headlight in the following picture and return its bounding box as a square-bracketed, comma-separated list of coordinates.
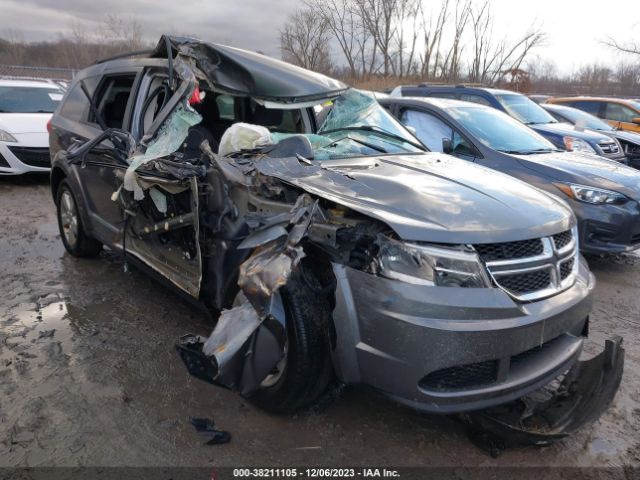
[0, 129, 17, 142]
[554, 183, 628, 205]
[376, 237, 491, 287]
[563, 136, 596, 154]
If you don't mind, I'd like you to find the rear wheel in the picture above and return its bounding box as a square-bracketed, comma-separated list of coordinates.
[248, 267, 334, 414]
[56, 180, 102, 257]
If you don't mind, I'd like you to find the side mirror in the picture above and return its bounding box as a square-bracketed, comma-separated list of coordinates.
[442, 138, 453, 154]
[632, 117, 640, 125]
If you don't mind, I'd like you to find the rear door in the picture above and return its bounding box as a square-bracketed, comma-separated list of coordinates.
[77, 72, 140, 243]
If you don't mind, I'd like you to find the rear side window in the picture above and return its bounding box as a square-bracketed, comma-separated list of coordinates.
[400, 109, 452, 151]
[605, 102, 637, 123]
[460, 93, 491, 106]
[92, 75, 136, 129]
[59, 83, 90, 120]
[569, 100, 601, 116]
[429, 92, 458, 100]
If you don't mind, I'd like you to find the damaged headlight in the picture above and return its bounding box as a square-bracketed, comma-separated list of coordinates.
[376, 237, 491, 287]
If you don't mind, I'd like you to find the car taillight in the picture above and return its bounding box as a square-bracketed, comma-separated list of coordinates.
[46, 118, 52, 134]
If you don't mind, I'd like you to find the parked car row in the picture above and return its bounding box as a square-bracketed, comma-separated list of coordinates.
[0, 37, 628, 452]
[542, 102, 640, 167]
[390, 85, 627, 161]
[382, 95, 640, 254]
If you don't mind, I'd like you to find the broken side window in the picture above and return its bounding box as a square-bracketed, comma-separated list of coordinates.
[91, 75, 137, 129]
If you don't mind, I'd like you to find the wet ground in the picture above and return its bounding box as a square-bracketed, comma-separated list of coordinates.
[0, 175, 639, 475]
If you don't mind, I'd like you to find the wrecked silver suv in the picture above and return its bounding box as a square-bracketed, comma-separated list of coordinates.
[49, 36, 623, 451]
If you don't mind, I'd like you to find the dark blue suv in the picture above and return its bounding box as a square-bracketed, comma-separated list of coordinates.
[391, 85, 626, 162]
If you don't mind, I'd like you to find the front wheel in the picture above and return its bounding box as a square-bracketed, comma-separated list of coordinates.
[248, 267, 334, 414]
[56, 180, 102, 257]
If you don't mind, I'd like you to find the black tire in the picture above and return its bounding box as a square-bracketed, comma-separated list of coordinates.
[249, 266, 334, 414]
[56, 180, 102, 257]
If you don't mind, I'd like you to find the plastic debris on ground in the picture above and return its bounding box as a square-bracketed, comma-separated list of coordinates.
[189, 417, 231, 445]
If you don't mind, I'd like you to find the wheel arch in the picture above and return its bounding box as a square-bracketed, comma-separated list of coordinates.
[50, 166, 67, 203]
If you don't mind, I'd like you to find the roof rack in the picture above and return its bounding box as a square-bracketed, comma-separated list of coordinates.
[95, 49, 155, 65]
[416, 82, 488, 88]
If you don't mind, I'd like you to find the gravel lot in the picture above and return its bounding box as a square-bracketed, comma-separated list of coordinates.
[0, 175, 638, 476]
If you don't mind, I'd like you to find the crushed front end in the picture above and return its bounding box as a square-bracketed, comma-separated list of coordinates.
[58, 35, 625, 454]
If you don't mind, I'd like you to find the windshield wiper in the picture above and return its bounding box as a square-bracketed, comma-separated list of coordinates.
[324, 134, 388, 154]
[498, 148, 558, 155]
[320, 125, 425, 150]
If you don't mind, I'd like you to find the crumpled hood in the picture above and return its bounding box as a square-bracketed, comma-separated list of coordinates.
[514, 151, 640, 200]
[0, 113, 51, 134]
[531, 122, 613, 143]
[255, 153, 573, 244]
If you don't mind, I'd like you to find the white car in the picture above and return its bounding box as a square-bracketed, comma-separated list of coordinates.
[0, 78, 64, 174]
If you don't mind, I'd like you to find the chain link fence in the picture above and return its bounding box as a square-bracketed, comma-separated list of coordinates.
[0, 64, 76, 83]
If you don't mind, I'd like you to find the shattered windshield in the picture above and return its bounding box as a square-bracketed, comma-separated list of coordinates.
[309, 89, 425, 159]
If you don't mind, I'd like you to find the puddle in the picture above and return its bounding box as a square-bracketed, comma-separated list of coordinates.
[1, 296, 74, 377]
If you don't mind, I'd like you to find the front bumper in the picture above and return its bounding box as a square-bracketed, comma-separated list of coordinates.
[0, 133, 51, 174]
[570, 198, 640, 254]
[330, 257, 595, 414]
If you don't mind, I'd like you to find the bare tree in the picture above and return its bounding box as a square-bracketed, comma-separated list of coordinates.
[467, 0, 545, 85]
[354, 0, 398, 76]
[439, 0, 471, 81]
[305, 0, 374, 79]
[392, 0, 421, 77]
[0, 29, 26, 64]
[280, 7, 333, 74]
[417, 0, 450, 79]
[602, 37, 640, 57]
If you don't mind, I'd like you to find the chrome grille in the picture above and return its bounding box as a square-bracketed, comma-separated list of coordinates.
[598, 141, 620, 154]
[553, 230, 572, 250]
[475, 227, 579, 302]
[498, 269, 552, 295]
[560, 258, 574, 280]
[474, 238, 543, 262]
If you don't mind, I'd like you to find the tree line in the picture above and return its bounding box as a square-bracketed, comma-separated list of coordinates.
[0, 7, 638, 96]
[280, 0, 640, 95]
[0, 16, 148, 70]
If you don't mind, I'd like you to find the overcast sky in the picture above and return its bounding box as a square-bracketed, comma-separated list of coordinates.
[1, 0, 639, 72]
